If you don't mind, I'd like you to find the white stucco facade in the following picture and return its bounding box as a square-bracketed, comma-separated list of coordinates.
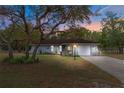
[29, 45, 51, 54]
[29, 43, 99, 56]
[77, 44, 91, 56]
[77, 43, 99, 56]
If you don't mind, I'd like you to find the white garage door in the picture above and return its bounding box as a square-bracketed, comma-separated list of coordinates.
[78, 45, 91, 56]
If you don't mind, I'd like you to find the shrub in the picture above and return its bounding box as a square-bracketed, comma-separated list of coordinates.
[3, 56, 40, 64]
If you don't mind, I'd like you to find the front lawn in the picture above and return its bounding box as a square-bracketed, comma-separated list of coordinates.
[0, 54, 121, 87]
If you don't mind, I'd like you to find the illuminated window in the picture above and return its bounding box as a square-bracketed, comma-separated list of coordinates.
[51, 45, 54, 52]
[68, 46, 71, 50]
[92, 46, 99, 54]
[59, 46, 62, 52]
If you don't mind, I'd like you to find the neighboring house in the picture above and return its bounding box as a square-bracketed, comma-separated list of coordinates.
[29, 39, 99, 56]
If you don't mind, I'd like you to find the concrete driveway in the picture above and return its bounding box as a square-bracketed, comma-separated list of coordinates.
[81, 56, 124, 83]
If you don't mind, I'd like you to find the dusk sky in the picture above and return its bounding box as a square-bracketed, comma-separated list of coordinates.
[1, 5, 124, 32]
[84, 5, 124, 31]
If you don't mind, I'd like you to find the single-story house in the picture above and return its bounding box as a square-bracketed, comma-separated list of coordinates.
[29, 39, 99, 56]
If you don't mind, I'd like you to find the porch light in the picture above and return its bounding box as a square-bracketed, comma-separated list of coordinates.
[73, 44, 77, 60]
[73, 44, 77, 48]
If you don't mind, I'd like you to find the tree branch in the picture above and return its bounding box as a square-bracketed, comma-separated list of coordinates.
[0, 33, 8, 43]
[39, 6, 51, 20]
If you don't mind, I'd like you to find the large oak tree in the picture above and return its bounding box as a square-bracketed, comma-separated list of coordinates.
[0, 5, 92, 60]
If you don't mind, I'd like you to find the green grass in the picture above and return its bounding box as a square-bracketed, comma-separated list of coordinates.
[0, 54, 121, 87]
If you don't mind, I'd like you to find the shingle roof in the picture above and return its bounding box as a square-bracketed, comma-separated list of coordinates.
[32, 39, 98, 45]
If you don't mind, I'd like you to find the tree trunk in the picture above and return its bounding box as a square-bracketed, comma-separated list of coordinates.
[118, 47, 123, 54]
[8, 43, 13, 59]
[31, 16, 44, 59]
[31, 32, 43, 60]
[31, 38, 43, 60]
[25, 40, 30, 58]
[31, 44, 40, 60]
[25, 35, 31, 58]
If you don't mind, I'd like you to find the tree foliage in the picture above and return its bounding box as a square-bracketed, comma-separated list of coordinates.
[100, 12, 124, 53]
[52, 27, 101, 42]
[0, 5, 93, 60]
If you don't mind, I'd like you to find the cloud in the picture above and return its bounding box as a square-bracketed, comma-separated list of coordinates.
[86, 5, 124, 31]
[99, 5, 124, 17]
[82, 22, 102, 31]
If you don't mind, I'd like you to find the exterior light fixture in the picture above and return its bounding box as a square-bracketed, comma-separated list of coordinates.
[73, 44, 77, 60]
[73, 44, 77, 48]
